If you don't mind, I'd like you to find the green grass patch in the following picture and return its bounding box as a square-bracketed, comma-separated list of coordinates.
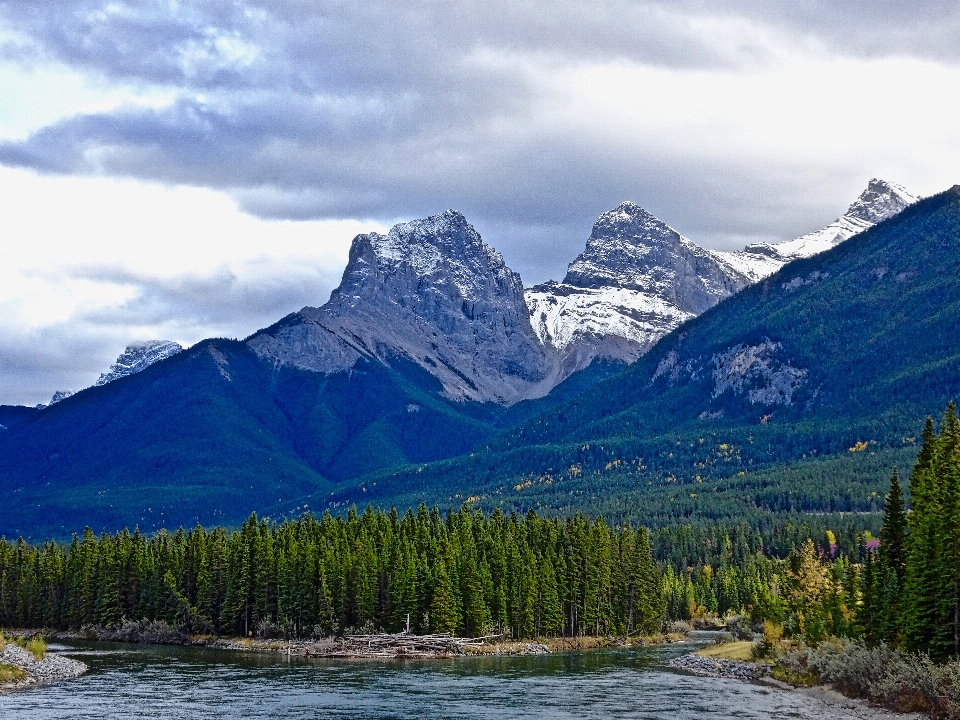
[25, 636, 46, 661]
[695, 641, 756, 662]
[0, 663, 26, 683]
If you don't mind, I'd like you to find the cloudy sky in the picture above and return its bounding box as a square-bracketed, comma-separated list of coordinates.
[1, 1, 959, 405]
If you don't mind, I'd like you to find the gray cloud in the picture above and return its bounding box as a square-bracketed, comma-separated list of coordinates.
[2, 1, 955, 242]
[1, 0, 957, 403]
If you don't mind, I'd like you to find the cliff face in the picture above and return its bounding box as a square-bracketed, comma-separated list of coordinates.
[249, 210, 558, 404]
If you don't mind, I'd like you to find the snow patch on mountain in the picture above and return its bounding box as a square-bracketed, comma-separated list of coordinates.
[95, 341, 183, 387]
[721, 179, 917, 281]
[526, 202, 753, 376]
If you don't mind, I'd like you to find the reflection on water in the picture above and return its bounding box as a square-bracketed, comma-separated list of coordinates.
[1, 641, 853, 719]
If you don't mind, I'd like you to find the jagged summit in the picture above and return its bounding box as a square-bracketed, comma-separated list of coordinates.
[47, 390, 73, 406]
[95, 341, 183, 387]
[561, 200, 750, 313]
[249, 210, 557, 405]
[846, 178, 916, 225]
[527, 202, 753, 376]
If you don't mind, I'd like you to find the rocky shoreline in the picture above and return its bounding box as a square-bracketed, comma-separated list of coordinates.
[0, 644, 87, 692]
[669, 651, 925, 720]
[669, 652, 769, 681]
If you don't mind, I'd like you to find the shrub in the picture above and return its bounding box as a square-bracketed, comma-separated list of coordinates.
[726, 616, 755, 641]
[774, 638, 960, 717]
[0, 663, 26, 683]
[25, 636, 46, 661]
[751, 621, 783, 660]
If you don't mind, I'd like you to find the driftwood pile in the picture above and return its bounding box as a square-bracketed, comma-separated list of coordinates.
[317, 632, 503, 658]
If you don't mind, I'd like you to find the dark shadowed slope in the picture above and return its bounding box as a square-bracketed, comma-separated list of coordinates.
[0, 339, 503, 540]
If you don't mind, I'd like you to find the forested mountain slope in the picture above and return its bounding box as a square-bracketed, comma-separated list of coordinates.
[317, 186, 960, 520]
[0, 340, 505, 539]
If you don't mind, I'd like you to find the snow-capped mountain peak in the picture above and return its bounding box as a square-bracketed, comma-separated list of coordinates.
[846, 178, 916, 225]
[526, 179, 916, 381]
[95, 341, 183, 387]
[729, 179, 918, 277]
[249, 210, 557, 405]
[527, 202, 754, 375]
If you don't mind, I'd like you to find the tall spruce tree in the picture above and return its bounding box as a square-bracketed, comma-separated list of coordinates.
[902, 417, 940, 653]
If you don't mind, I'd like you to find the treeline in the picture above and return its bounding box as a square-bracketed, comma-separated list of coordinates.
[861, 404, 960, 661]
[0, 507, 665, 639]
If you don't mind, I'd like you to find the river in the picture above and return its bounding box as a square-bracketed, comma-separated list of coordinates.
[0, 640, 881, 719]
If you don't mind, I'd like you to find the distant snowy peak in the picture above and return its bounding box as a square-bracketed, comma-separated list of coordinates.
[249, 210, 557, 405]
[48, 390, 73, 406]
[95, 341, 183, 387]
[846, 178, 917, 225]
[728, 179, 918, 280]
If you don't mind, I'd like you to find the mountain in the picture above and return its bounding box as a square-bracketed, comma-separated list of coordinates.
[729, 178, 917, 279]
[249, 210, 558, 405]
[0, 211, 565, 539]
[317, 185, 960, 523]
[47, 390, 74, 406]
[526, 180, 917, 377]
[526, 203, 753, 375]
[0, 405, 38, 432]
[95, 340, 183, 386]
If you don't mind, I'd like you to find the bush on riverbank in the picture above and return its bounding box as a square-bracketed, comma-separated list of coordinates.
[0, 662, 25, 683]
[25, 637, 46, 661]
[776, 638, 960, 718]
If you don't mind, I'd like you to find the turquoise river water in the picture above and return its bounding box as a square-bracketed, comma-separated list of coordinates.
[0, 641, 872, 719]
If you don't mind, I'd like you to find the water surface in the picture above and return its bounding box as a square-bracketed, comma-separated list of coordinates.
[1, 641, 863, 719]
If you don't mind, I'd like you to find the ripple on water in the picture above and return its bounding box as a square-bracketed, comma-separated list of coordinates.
[0, 643, 868, 720]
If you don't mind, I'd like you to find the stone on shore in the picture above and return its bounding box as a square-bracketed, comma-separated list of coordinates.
[1, 643, 88, 690]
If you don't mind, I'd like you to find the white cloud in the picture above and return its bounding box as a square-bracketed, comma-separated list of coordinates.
[0, 165, 386, 404]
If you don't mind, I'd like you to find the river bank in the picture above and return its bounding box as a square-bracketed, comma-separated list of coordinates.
[669, 647, 926, 720]
[0, 643, 87, 693]
[5, 623, 688, 659]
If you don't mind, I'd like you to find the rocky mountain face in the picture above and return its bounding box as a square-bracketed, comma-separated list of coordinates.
[526, 180, 917, 378]
[248, 210, 558, 405]
[527, 203, 755, 375]
[95, 341, 183, 387]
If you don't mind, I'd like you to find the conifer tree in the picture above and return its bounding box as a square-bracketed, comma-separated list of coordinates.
[903, 416, 943, 653]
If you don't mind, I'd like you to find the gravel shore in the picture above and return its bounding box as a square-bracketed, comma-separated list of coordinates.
[670, 652, 925, 719]
[668, 652, 769, 680]
[1, 643, 88, 692]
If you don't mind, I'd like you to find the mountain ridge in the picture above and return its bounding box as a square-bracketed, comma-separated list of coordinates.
[525, 179, 917, 378]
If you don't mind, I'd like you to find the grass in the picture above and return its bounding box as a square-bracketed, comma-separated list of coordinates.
[13, 635, 46, 661]
[25, 636, 46, 661]
[0, 663, 26, 683]
[0, 631, 6, 652]
[695, 641, 756, 662]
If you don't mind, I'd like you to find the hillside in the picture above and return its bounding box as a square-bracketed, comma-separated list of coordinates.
[313, 186, 960, 521]
[0, 339, 506, 539]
